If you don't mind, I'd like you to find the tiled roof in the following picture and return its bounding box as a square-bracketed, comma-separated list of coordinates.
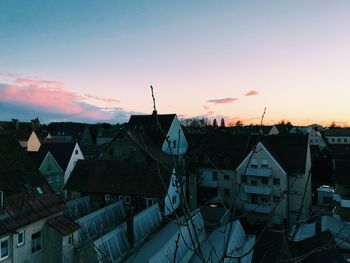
[65, 160, 173, 197]
[128, 114, 176, 147]
[260, 135, 309, 174]
[0, 135, 65, 235]
[47, 215, 79, 235]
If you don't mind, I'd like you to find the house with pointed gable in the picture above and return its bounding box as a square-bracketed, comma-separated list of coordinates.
[28, 151, 65, 195]
[38, 142, 84, 186]
[0, 135, 65, 263]
[128, 113, 188, 155]
[236, 135, 312, 226]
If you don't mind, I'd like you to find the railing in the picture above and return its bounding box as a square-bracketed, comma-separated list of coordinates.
[244, 185, 272, 195]
[246, 168, 272, 177]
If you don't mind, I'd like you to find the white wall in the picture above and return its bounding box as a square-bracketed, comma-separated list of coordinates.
[64, 143, 84, 185]
[164, 170, 181, 216]
[162, 116, 188, 155]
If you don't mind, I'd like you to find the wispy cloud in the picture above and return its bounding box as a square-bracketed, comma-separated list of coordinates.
[0, 75, 137, 123]
[245, 90, 259, 96]
[207, 97, 238, 104]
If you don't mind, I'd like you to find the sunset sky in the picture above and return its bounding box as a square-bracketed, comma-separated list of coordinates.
[1, 0, 349, 126]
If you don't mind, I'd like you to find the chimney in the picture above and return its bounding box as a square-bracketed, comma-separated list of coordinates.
[12, 119, 19, 130]
[126, 207, 134, 248]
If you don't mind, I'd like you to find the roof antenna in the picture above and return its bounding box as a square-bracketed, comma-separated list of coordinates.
[260, 107, 266, 126]
[150, 85, 157, 115]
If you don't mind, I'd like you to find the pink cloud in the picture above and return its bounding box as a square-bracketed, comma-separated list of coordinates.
[83, 93, 119, 103]
[207, 97, 238, 104]
[0, 76, 120, 120]
[245, 90, 259, 96]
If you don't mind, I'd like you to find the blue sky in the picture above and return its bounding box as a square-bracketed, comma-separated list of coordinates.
[1, 1, 350, 125]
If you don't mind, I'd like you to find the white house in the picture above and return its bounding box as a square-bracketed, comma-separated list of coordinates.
[236, 136, 312, 226]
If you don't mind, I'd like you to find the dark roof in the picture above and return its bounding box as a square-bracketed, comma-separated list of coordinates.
[334, 160, 350, 185]
[260, 135, 309, 174]
[331, 144, 350, 160]
[47, 215, 79, 235]
[65, 160, 173, 198]
[0, 135, 65, 235]
[39, 142, 76, 170]
[273, 125, 293, 135]
[27, 151, 48, 168]
[128, 114, 176, 146]
[0, 121, 35, 141]
[289, 230, 346, 263]
[186, 134, 254, 170]
[324, 128, 350, 137]
[253, 230, 291, 263]
[47, 122, 89, 141]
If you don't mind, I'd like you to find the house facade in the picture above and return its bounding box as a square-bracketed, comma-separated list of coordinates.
[236, 136, 312, 226]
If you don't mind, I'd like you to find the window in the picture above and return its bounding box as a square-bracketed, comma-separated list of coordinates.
[224, 174, 230, 180]
[261, 177, 268, 184]
[172, 195, 177, 204]
[75, 149, 79, 155]
[251, 194, 258, 204]
[261, 159, 269, 168]
[345, 138, 348, 143]
[56, 175, 61, 182]
[273, 178, 280, 185]
[118, 195, 123, 201]
[241, 175, 247, 183]
[147, 199, 153, 207]
[47, 176, 52, 183]
[251, 180, 257, 186]
[105, 194, 111, 201]
[0, 237, 9, 260]
[224, 188, 230, 197]
[212, 172, 218, 181]
[68, 237, 72, 245]
[17, 231, 24, 246]
[250, 159, 258, 168]
[172, 140, 177, 149]
[331, 138, 335, 142]
[124, 196, 131, 205]
[36, 187, 43, 195]
[31, 232, 41, 254]
[338, 138, 341, 143]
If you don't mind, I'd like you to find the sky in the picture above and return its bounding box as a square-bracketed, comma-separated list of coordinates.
[0, 0, 349, 126]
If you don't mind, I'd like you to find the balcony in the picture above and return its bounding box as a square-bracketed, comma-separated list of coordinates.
[245, 168, 272, 177]
[245, 203, 272, 214]
[334, 193, 350, 208]
[244, 185, 272, 195]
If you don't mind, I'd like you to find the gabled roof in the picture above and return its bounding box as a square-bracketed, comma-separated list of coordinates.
[0, 135, 65, 235]
[65, 160, 173, 197]
[259, 135, 309, 174]
[0, 121, 35, 141]
[186, 134, 254, 170]
[27, 150, 48, 168]
[47, 122, 90, 141]
[272, 125, 293, 135]
[38, 142, 76, 171]
[128, 114, 176, 146]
